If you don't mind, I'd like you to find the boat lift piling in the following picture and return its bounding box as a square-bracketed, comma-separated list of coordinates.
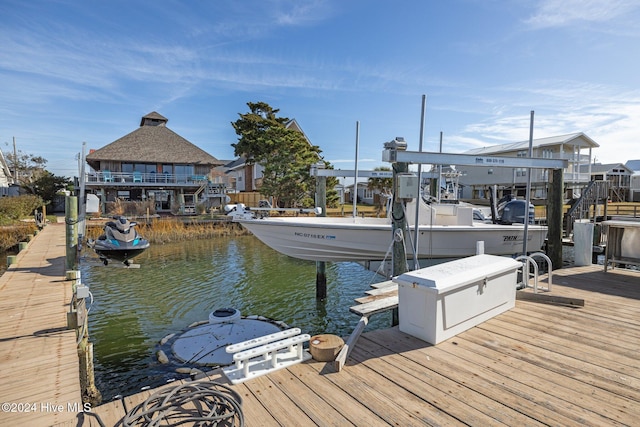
[388, 141, 409, 278]
[310, 165, 396, 300]
[547, 168, 564, 268]
[313, 162, 328, 299]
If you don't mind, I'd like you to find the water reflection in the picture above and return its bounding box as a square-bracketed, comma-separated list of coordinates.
[81, 236, 388, 400]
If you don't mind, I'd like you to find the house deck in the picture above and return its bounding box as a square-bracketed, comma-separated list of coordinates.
[70, 264, 640, 426]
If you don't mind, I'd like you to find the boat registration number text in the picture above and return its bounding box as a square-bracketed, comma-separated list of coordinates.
[294, 232, 336, 240]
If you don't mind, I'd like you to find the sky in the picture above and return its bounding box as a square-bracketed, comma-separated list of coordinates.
[1, 0, 640, 178]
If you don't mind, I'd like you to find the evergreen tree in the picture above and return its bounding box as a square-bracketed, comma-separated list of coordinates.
[232, 102, 336, 208]
[23, 171, 72, 205]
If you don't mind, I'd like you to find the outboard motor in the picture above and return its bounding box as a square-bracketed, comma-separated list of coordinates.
[224, 203, 256, 220]
[497, 199, 535, 224]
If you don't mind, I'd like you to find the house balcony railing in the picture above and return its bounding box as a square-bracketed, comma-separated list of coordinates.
[552, 153, 591, 163]
[85, 171, 210, 185]
[564, 172, 591, 183]
[500, 170, 591, 185]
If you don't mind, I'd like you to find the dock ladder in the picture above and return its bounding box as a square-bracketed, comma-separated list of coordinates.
[515, 252, 553, 293]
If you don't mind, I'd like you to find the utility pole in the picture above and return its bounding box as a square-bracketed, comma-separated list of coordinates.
[13, 136, 18, 181]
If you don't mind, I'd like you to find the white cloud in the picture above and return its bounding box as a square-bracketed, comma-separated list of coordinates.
[273, 0, 332, 26]
[525, 0, 639, 29]
[446, 79, 640, 164]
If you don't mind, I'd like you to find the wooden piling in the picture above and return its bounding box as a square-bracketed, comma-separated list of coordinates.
[315, 172, 327, 299]
[66, 195, 102, 405]
[391, 161, 408, 278]
[547, 168, 564, 269]
[65, 195, 78, 271]
[390, 161, 409, 326]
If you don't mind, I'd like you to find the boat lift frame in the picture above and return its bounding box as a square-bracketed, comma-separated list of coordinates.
[382, 146, 568, 265]
[382, 149, 567, 169]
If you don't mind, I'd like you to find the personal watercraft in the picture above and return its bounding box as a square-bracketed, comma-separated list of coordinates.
[88, 216, 150, 266]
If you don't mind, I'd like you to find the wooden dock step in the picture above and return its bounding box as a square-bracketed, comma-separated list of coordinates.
[336, 281, 400, 372]
[350, 295, 398, 317]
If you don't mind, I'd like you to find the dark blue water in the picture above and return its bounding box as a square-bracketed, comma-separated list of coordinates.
[80, 236, 389, 400]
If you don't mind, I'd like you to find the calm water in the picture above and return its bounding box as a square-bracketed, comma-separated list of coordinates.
[80, 236, 388, 400]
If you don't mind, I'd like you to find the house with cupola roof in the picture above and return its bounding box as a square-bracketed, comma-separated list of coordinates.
[85, 112, 226, 214]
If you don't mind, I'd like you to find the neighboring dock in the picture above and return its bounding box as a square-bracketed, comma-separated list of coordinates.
[0, 221, 82, 427]
[74, 264, 640, 426]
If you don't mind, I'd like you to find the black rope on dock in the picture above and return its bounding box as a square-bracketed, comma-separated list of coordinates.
[122, 381, 244, 426]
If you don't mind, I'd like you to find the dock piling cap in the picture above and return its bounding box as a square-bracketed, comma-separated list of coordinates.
[310, 334, 344, 362]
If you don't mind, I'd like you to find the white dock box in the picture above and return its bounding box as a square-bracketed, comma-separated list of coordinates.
[394, 254, 521, 345]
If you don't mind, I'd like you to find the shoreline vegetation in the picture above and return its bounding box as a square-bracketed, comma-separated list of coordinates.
[85, 217, 248, 244]
[3, 200, 640, 253]
[0, 223, 38, 252]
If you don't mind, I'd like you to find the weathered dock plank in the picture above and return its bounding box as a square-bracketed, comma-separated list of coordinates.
[265, 366, 356, 426]
[349, 338, 529, 427]
[61, 263, 640, 427]
[449, 330, 639, 425]
[0, 222, 82, 427]
[286, 361, 385, 426]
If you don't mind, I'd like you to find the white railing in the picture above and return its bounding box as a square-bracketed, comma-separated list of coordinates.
[86, 171, 209, 184]
[553, 153, 591, 163]
[564, 172, 591, 183]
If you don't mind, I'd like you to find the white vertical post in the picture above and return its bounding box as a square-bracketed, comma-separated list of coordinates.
[413, 95, 427, 270]
[523, 110, 534, 255]
[353, 121, 360, 218]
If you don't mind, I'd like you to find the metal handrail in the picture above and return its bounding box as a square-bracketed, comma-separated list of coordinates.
[516, 252, 553, 293]
[565, 180, 609, 237]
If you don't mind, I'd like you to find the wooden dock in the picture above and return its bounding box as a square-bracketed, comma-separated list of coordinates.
[0, 221, 82, 427]
[70, 264, 640, 427]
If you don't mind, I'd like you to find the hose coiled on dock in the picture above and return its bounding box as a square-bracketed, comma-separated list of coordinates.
[122, 381, 244, 426]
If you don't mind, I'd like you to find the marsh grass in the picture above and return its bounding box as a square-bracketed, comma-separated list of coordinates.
[0, 223, 38, 251]
[85, 217, 247, 244]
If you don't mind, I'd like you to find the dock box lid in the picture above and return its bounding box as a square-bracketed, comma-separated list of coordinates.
[393, 254, 521, 293]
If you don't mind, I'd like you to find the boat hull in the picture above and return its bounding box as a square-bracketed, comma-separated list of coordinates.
[91, 239, 150, 263]
[238, 217, 548, 262]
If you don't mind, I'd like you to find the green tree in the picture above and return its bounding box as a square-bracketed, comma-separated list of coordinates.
[231, 102, 291, 165]
[321, 162, 340, 209]
[4, 147, 72, 205]
[22, 171, 72, 205]
[4, 147, 47, 183]
[367, 166, 393, 217]
[232, 102, 330, 208]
